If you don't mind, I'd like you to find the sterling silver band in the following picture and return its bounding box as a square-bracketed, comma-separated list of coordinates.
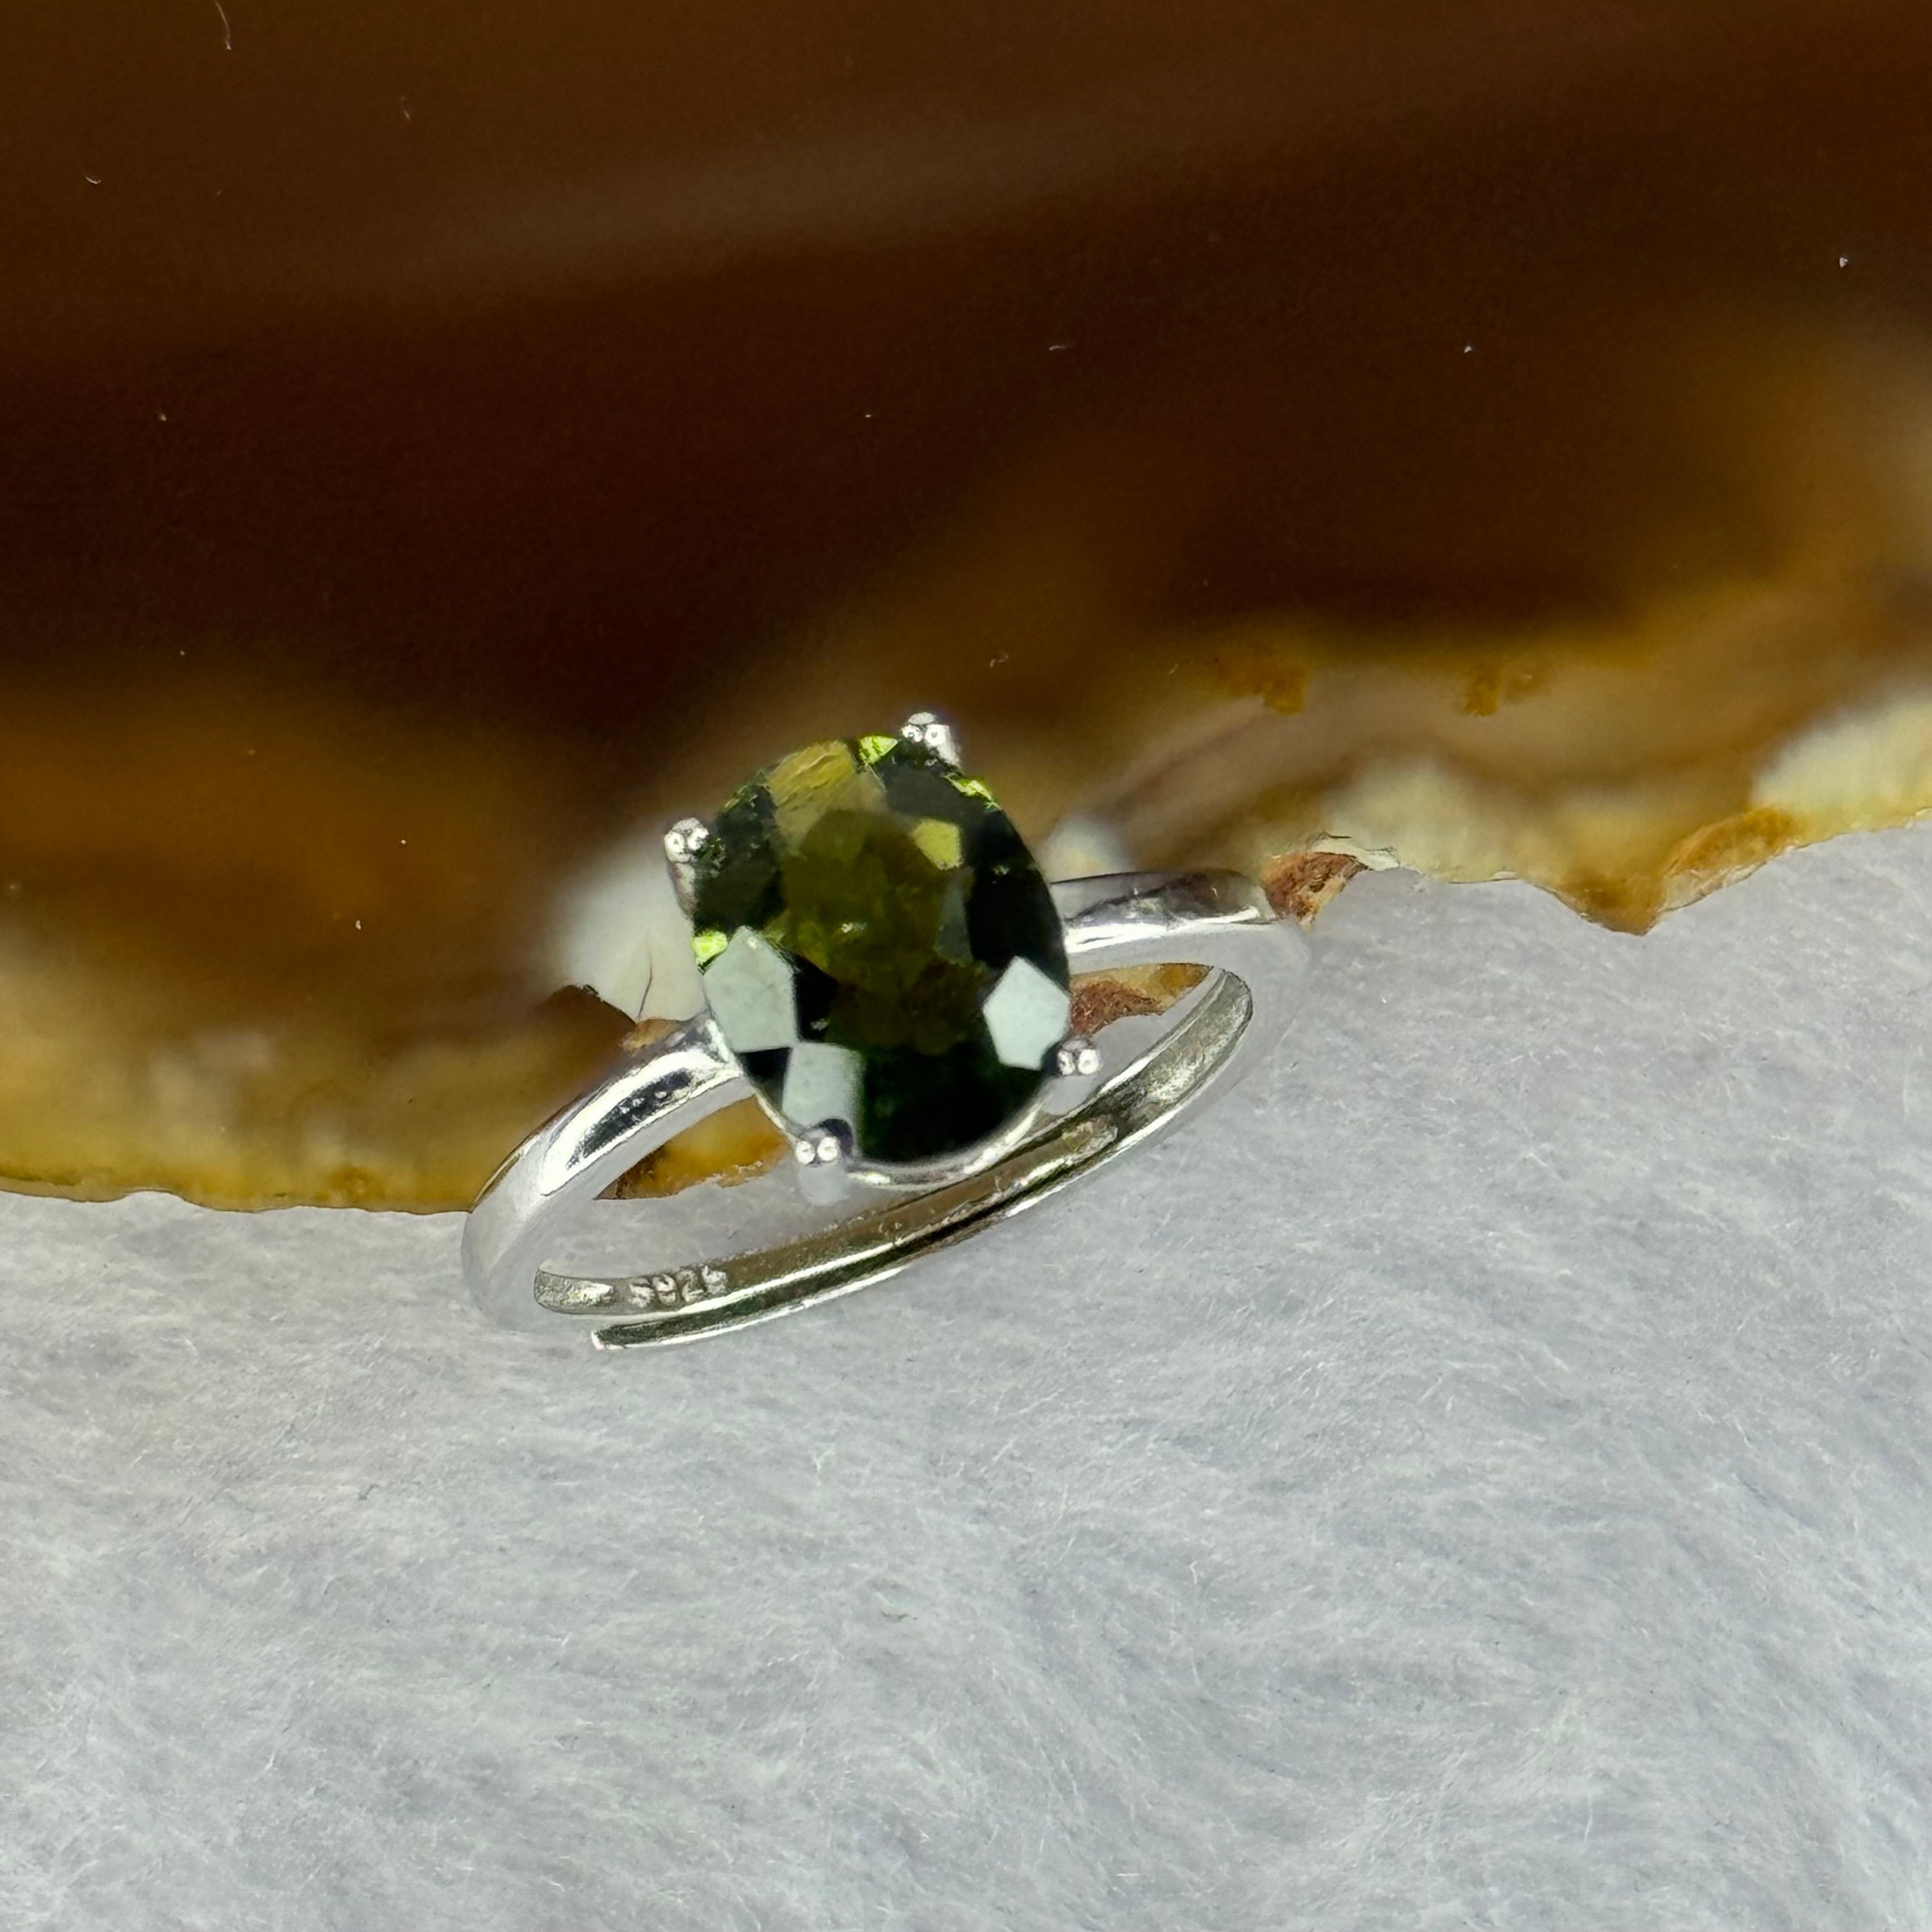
[464, 870, 1308, 1348]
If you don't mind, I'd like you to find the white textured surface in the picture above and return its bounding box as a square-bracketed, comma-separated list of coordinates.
[4, 830, 1931, 1931]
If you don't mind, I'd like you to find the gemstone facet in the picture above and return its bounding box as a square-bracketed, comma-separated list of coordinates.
[689, 734, 1069, 1163]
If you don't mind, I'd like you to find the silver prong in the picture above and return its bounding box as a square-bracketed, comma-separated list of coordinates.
[1044, 1034, 1102, 1116]
[1054, 1035, 1101, 1080]
[663, 816, 710, 914]
[900, 710, 962, 766]
[791, 1124, 852, 1206]
[664, 816, 709, 863]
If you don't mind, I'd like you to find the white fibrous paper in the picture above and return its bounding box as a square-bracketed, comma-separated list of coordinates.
[3, 827, 1929, 1930]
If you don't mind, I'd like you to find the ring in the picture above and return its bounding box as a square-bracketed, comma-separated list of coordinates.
[464, 712, 1310, 1347]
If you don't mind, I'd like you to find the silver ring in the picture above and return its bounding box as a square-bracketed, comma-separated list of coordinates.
[464, 715, 1310, 1348]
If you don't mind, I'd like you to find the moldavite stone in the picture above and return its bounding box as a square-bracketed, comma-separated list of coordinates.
[689, 735, 1070, 1163]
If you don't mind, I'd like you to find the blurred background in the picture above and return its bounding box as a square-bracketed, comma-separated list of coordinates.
[2, 0, 1930, 1208]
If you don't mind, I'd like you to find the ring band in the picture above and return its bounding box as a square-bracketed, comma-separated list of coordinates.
[464, 868, 1308, 1347]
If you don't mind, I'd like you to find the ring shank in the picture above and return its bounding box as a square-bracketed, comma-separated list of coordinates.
[463, 872, 1308, 1347]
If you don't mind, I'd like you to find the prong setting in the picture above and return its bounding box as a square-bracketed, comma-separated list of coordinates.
[1054, 1035, 1101, 1079]
[663, 815, 710, 915]
[792, 1124, 852, 1206]
[1042, 1033, 1103, 1117]
[664, 816, 710, 863]
[899, 710, 962, 766]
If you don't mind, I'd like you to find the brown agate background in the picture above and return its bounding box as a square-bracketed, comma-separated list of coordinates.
[3, 0, 1929, 1209]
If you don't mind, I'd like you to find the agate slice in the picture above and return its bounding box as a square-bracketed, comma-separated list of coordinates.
[1, 0, 1929, 1210]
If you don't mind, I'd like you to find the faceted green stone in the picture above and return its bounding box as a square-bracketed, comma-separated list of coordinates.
[689, 734, 1070, 1163]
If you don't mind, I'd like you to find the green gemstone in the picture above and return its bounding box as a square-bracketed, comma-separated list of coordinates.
[690, 734, 1070, 1163]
